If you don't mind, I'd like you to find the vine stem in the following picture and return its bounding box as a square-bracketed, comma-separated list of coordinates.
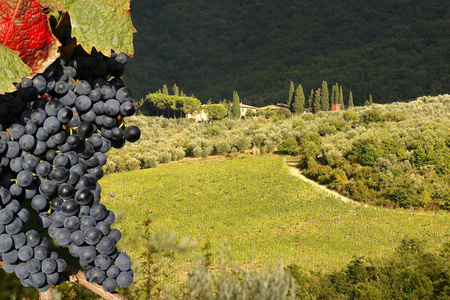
[0, 261, 127, 300]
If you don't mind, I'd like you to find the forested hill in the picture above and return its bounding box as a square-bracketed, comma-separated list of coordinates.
[125, 0, 450, 106]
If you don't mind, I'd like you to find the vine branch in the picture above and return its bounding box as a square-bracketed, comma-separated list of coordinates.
[0, 261, 127, 300]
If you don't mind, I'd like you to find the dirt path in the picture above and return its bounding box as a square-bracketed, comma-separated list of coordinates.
[285, 160, 367, 206]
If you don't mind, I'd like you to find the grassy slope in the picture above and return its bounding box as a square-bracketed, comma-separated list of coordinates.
[100, 156, 450, 274]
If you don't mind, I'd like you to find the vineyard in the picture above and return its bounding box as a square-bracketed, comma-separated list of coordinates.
[100, 156, 450, 298]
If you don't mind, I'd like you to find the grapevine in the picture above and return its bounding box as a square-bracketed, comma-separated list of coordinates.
[0, 0, 139, 298]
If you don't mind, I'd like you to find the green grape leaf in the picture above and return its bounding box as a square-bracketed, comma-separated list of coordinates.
[0, 45, 32, 94]
[40, 0, 136, 57]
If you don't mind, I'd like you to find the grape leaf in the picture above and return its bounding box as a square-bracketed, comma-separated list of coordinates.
[39, 0, 136, 57]
[0, 45, 32, 94]
[0, 0, 61, 75]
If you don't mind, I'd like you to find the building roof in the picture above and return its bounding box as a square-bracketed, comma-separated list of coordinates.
[257, 103, 288, 110]
[239, 103, 258, 109]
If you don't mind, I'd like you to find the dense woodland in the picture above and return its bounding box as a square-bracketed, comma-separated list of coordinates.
[125, 0, 450, 106]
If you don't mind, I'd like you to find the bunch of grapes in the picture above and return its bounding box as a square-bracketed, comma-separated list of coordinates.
[0, 47, 141, 293]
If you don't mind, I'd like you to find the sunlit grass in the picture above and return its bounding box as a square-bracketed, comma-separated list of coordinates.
[100, 156, 450, 274]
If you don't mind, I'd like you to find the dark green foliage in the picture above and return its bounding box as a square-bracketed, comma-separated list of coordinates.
[331, 84, 336, 105]
[289, 239, 450, 300]
[126, 1, 449, 106]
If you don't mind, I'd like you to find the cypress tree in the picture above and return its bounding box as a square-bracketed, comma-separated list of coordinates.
[308, 89, 314, 109]
[313, 88, 321, 113]
[162, 84, 169, 95]
[288, 81, 295, 110]
[334, 83, 339, 106]
[349, 91, 354, 107]
[172, 84, 179, 96]
[369, 94, 373, 104]
[320, 81, 329, 111]
[232, 91, 241, 119]
[331, 84, 336, 105]
[292, 84, 305, 113]
[339, 86, 344, 106]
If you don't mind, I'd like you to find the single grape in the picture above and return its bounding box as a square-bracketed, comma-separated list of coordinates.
[79, 245, 97, 263]
[102, 278, 118, 293]
[116, 271, 133, 288]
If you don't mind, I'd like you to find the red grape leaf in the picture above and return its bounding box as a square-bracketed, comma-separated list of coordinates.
[0, 0, 61, 75]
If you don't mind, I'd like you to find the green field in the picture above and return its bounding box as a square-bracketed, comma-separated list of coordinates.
[100, 156, 450, 276]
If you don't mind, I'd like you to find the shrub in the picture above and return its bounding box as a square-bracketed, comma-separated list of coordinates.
[141, 155, 158, 168]
[292, 119, 305, 129]
[360, 109, 381, 124]
[343, 111, 359, 122]
[233, 136, 252, 152]
[252, 133, 267, 148]
[215, 140, 231, 155]
[301, 113, 316, 121]
[278, 137, 299, 155]
[202, 146, 214, 158]
[158, 151, 172, 164]
[192, 146, 204, 158]
[262, 140, 276, 153]
[299, 133, 322, 159]
[245, 109, 256, 118]
[326, 119, 347, 131]
[318, 123, 337, 136]
[204, 126, 223, 137]
[379, 112, 408, 122]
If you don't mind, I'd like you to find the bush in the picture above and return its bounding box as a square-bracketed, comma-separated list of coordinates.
[292, 119, 305, 129]
[141, 155, 158, 168]
[158, 151, 172, 164]
[318, 123, 337, 136]
[192, 146, 204, 158]
[202, 146, 214, 158]
[278, 137, 299, 155]
[204, 126, 223, 136]
[343, 111, 359, 122]
[360, 109, 381, 124]
[233, 136, 252, 152]
[215, 140, 231, 155]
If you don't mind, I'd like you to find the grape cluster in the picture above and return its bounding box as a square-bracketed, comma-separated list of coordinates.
[0, 49, 140, 293]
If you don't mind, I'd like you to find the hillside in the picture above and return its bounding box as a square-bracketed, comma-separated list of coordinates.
[99, 157, 450, 298]
[125, 0, 450, 106]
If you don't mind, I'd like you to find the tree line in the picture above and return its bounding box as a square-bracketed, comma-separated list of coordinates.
[287, 80, 359, 114]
